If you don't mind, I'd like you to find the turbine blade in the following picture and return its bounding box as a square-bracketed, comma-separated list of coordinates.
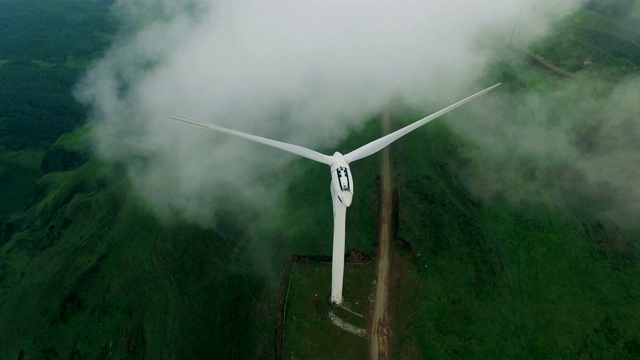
[170, 115, 333, 165]
[344, 83, 500, 163]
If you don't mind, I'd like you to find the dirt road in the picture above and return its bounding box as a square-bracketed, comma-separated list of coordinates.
[370, 110, 392, 360]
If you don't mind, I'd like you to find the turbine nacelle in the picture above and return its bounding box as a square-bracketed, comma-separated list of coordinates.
[329, 152, 353, 207]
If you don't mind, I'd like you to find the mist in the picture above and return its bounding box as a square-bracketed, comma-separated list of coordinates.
[75, 0, 588, 226]
[450, 72, 640, 227]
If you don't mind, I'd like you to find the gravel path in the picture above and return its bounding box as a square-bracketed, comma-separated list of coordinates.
[370, 110, 392, 360]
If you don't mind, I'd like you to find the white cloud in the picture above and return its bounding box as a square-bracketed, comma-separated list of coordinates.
[76, 0, 586, 225]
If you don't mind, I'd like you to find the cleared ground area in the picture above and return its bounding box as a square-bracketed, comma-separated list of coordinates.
[282, 262, 374, 359]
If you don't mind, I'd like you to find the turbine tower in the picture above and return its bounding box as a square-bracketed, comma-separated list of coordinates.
[171, 83, 500, 304]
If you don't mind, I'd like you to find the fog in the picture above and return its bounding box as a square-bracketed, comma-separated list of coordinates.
[76, 0, 588, 226]
[452, 73, 640, 226]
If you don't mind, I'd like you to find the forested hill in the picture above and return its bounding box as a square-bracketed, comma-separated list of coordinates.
[530, 0, 640, 73]
[0, 0, 113, 149]
[0, 0, 114, 220]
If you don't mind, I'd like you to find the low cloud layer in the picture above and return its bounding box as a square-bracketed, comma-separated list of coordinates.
[76, 0, 587, 225]
[452, 73, 640, 226]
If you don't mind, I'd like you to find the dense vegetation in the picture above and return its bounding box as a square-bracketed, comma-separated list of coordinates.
[392, 120, 640, 358]
[1, 132, 274, 358]
[0, 0, 114, 222]
[388, 3, 640, 357]
[533, 0, 640, 73]
[0, 0, 639, 359]
[0, 0, 113, 148]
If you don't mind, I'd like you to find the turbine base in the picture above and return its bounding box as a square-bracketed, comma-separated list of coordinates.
[328, 295, 344, 306]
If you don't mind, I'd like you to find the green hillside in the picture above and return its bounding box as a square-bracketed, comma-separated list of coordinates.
[0, 0, 115, 226]
[1, 128, 275, 358]
[391, 120, 640, 358]
[387, 2, 640, 356]
[1, 0, 639, 359]
[532, 0, 640, 73]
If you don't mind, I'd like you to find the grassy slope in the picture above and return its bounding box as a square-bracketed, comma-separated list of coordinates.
[0, 0, 381, 354]
[392, 120, 640, 358]
[0, 118, 380, 359]
[0, 147, 44, 218]
[1, 0, 640, 358]
[283, 262, 373, 360]
[0, 128, 275, 359]
[390, 7, 640, 354]
[532, 3, 640, 73]
[0, 0, 114, 228]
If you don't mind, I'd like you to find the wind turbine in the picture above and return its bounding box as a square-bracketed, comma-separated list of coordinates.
[170, 83, 500, 304]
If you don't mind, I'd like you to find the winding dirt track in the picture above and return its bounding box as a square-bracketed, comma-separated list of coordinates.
[370, 110, 392, 360]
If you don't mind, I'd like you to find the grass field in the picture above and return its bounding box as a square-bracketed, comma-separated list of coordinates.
[0, 118, 383, 359]
[283, 262, 374, 360]
[0, 128, 277, 359]
[0, 147, 45, 219]
[389, 115, 640, 358]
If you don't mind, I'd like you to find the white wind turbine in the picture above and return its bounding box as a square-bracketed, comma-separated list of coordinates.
[171, 83, 499, 304]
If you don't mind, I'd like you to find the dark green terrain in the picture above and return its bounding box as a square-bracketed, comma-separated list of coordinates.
[391, 121, 640, 358]
[390, 2, 640, 357]
[1, 0, 639, 359]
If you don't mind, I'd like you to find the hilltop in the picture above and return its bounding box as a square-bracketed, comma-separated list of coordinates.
[1, 0, 639, 359]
